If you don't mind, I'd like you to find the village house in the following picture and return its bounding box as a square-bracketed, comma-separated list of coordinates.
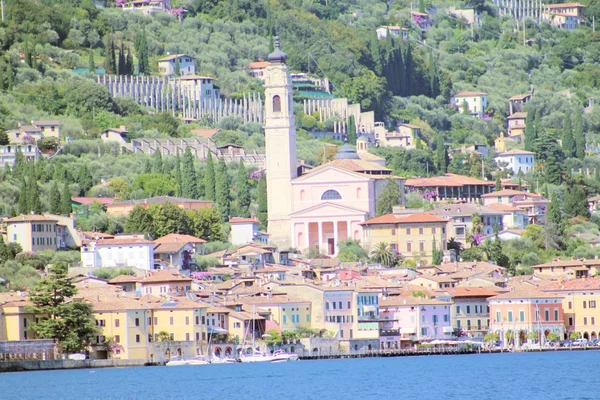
[404, 173, 495, 203]
[378, 123, 422, 149]
[81, 238, 155, 270]
[494, 132, 518, 153]
[100, 127, 129, 147]
[375, 26, 408, 40]
[507, 112, 527, 138]
[360, 213, 448, 265]
[508, 94, 531, 115]
[495, 149, 535, 175]
[488, 288, 565, 346]
[121, 0, 171, 14]
[451, 91, 488, 118]
[240, 294, 312, 333]
[481, 189, 548, 225]
[529, 258, 600, 279]
[379, 296, 453, 348]
[229, 217, 268, 245]
[71, 197, 116, 215]
[446, 287, 497, 337]
[30, 120, 60, 139]
[0, 144, 40, 167]
[542, 3, 585, 29]
[411, 275, 457, 290]
[153, 233, 206, 271]
[4, 214, 80, 253]
[106, 196, 214, 216]
[157, 54, 196, 76]
[543, 278, 600, 341]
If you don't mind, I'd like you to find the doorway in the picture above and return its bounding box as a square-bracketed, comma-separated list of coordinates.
[327, 238, 334, 255]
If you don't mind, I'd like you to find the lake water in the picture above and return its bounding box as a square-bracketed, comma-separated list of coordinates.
[1, 351, 599, 400]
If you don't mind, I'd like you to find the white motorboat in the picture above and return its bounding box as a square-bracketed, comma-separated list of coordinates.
[238, 349, 274, 363]
[270, 350, 299, 363]
[210, 356, 237, 364]
[165, 357, 188, 366]
[187, 356, 210, 365]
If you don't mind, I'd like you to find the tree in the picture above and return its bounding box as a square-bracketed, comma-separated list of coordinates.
[484, 332, 499, 346]
[0, 235, 9, 262]
[432, 238, 443, 265]
[257, 173, 268, 230]
[135, 28, 150, 75]
[347, 115, 357, 145]
[18, 178, 29, 214]
[236, 161, 251, 217]
[105, 34, 116, 75]
[174, 57, 180, 76]
[524, 111, 536, 151]
[125, 47, 134, 75]
[124, 205, 153, 234]
[28, 178, 43, 215]
[204, 152, 216, 202]
[0, 130, 8, 146]
[435, 134, 448, 173]
[187, 207, 225, 242]
[376, 178, 401, 216]
[118, 40, 126, 75]
[181, 147, 198, 199]
[370, 242, 397, 267]
[60, 182, 72, 215]
[562, 113, 575, 158]
[573, 109, 585, 160]
[157, 331, 172, 342]
[76, 164, 93, 196]
[149, 202, 189, 238]
[337, 239, 368, 262]
[88, 49, 95, 73]
[29, 263, 97, 353]
[215, 158, 232, 220]
[546, 192, 562, 227]
[564, 181, 589, 219]
[447, 237, 462, 256]
[488, 234, 509, 268]
[495, 174, 501, 191]
[174, 152, 182, 197]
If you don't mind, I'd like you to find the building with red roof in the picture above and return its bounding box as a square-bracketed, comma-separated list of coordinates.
[404, 173, 494, 202]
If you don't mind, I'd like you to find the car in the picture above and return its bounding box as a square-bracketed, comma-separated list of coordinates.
[572, 339, 588, 347]
[560, 340, 573, 347]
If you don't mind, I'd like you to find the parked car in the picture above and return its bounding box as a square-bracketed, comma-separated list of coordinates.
[572, 339, 588, 347]
[560, 340, 573, 347]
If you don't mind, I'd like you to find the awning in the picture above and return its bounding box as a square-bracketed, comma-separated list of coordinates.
[400, 327, 416, 334]
[443, 326, 454, 333]
[208, 326, 228, 334]
[363, 305, 377, 313]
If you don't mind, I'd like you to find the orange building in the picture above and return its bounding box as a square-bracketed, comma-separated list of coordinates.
[106, 196, 214, 216]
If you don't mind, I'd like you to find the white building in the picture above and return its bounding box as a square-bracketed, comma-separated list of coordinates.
[229, 218, 268, 245]
[81, 238, 155, 270]
[495, 149, 535, 175]
[101, 127, 128, 145]
[157, 54, 196, 76]
[452, 91, 488, 118]
[176, 75, 220, 100]
[376, 26, 408, 40]
[0, 144, 40, 166]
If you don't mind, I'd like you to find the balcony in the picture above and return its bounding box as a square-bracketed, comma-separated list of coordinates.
[380, 329, 400, 337]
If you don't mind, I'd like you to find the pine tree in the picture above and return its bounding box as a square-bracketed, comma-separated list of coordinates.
[562, 113, 575, 158]
[88, 49, 95, 73]
[257, 173, 268, 230]
[60, 182, 72, 215]
[573, 109, 585, 160]
[215, 158, 231, 220]
[28, 178, 42, 214]
[236, 161, 251, 217]
[376, 178, 401, 216]
[347, 115, 357, 145]
[152, 150, 163, 173]
[436, 135, 447, 173]
[18, 178, 29, 214]
[174, 151, 182, 197]
[204, 152, 216, 202]
[118, 40, 126, 75]
[564, 181, 589, 219]
[181, 147, 198, 199]
[49, 181, 61, 214]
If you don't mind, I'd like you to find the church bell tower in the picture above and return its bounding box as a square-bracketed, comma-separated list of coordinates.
[264, 37, 297, 249]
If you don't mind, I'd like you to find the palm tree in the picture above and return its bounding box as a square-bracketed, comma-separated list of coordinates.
[370, 242, 397, 268]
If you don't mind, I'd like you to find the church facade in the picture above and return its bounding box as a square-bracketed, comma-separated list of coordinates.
[264, 39, 404, 255]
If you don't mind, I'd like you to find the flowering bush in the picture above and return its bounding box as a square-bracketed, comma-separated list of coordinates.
[191, 271, 211, 280]
[470, 234, 484, 246]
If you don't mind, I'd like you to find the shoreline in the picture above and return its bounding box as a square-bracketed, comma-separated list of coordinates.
[1, 346, 597, 373]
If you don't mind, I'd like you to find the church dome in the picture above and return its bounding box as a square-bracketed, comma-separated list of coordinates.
[334, 143, 360, 160]
[267, 36, 287, 64]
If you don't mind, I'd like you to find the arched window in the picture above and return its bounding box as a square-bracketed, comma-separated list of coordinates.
[356, 187, 361, 199]
[321, 190, 342, 201]
[300, 189, 305, 201]
[272, 95, 281, 113]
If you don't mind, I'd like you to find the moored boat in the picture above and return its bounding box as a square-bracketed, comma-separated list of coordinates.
[165, 357, 188, 366]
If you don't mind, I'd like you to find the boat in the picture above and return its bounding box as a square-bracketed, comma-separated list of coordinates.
[238, 349, 274, 363]
[187, 355, 210, 365]
[270, 349, 299, 363]
[165, 357, 188, 366]
[210, 356, 237, 364]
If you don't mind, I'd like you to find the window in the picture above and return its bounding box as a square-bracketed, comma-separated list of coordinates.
[591, 300, 597, 309]
[135, 318, 139, 327]
[306, 314, 310, 322]
[477, 320, 481, 330]
[339, 301, 342, 309]
[569, 317, 573, 326]
[568, 301, 572, 310]
[272, 95, 281, 112]
[544, 309, 549, 322]
[443, 314, 448, 322]
[136, 334, 140, 343]
[201, 316, 205, 325]
[467, 320, 471, 330]
[457, 320, 461, 329]
[419, 242, 425, 252]
[421, 327, 427, 336]
[419, 228, 424, 235]
[186, 333, 190, 341]
[466, 306, 471, 314]
[332, 302, 336, 310]
[519, 311, 525, 322]
[114, 335, 120, 343]
[170, 316, 174, 325]
[432, 227, 436, 234]
[185, 316, 190, 325]
[347, 301, 351, 309]
[170, 333, 174, 341]
[507, 311, 513, 322]
[321, 190, 342, 201]
[196, 332, 200, 341]
[195, 316, 199, 325]
[390, 243, 397, 251]
[391, 228, 396, 236]
[154, 317, 158, 326]
[115, 319, 120, 328]
[407, 242, 412, 252]
[456, 306, 461, 314]
[283, 315, 287, 324]
[326, 302, 330, 310]
[593, 317, 596, 325]
[583, 301, 587, 309]
[554, 309, 559, 321]
[407, 228, 411, 235]
[584, 317, 588, 325]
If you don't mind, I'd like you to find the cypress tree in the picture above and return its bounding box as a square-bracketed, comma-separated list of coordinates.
[118, 40, 126, 75]
[257, 173, 268, 230]
[105, 35, 115, 74]
[0, 235, 9, 262]
[174, 57, 180, 76]
[77, 165, 93, 196]
[174, 151, 182, 197]
[135, 28, 149, 75]
[24, 40, 32, 67]
[60, 182, 72, 215]
[347, 115, 357, 145]
[29, 178, 42, 215]
[236, 161, 251, 218]
[6, 62, 13, 90]
[143, 158, 152, 174]
[215, 158, 231, 220]
[152, 150, 163, 173]
[18, 178, 29, 214]
[88, 49, 95, 74]
[31, 43, 37, 69]
[546, 192, 561, 226]
[204, 152, 216, 202]
[49, 181, 61, 214]
[524, 110, 536, 151]
[181, 147, 198, 199]
[495, 174, 501, 191]
[573, 109, 585, 160]
[110, 35, 117, 75]
[125, 47, 133, 75]
[369, 34, 382, 75]
[436, 135, 447, 173]
[12, 148, 25, 181]
[562, 113, 575, 158]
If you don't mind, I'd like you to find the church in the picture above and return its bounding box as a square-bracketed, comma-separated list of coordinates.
[264, 38, 404, 256]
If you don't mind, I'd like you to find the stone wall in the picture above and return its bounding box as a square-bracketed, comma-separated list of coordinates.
[0, 358, 146, 373]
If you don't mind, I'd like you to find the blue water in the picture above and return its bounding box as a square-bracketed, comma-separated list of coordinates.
[1, 351, 599, 399]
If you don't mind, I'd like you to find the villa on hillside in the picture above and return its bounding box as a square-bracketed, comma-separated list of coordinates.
[157, 54, 196, 76]
[404, 173, 495, 202]
[106, 196, 214, 216]
[451, 92, 488, 118]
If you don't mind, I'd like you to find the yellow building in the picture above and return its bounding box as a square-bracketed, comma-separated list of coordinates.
[543, 278, 600, 340]
[0, 294, 37, 341]
[360, 212, 448, 264]
[240, 295, 312, 332]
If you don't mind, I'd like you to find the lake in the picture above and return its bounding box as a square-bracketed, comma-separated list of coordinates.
[1, 351, 598, 400]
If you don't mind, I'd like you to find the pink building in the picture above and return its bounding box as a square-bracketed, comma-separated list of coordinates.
[379, 296, 453, 348]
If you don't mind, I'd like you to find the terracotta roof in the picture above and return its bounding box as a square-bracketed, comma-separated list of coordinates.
[481, 189, 534, 198]
[546, 3, 584, 9]
[139, 270, 192, 283]
[18, 125, 41, 133]
[446, 287, 499, 297]
[405, 173, 493, 188]
[96, 238, 154, 246]
[454, 91, 487, 97]
[32, 120, 60, 126]
[380, 296, 450, 307]
[543, 278, 600, 291]
[254, 265, 289, 273]
[361, 212, 447, 226]
[487, 203, 521, 212]
[109, 275, 139, 284]
[416, 275, 457, 283]
[497, 149, 535, 156]
[5, 214, 59, 223]
[490, 287, 562, 300]
[71, 197, 116, 206]
[327, 158, 391, 173]
[110, 196, 214, 207]
[249, 61, 271, 69]
[229, 217, 260, 224]
[507, 112, 527, 119]
[239, 295, 308, 305]
[190, 128, 220, 138]
[154, 233, 206, 244]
